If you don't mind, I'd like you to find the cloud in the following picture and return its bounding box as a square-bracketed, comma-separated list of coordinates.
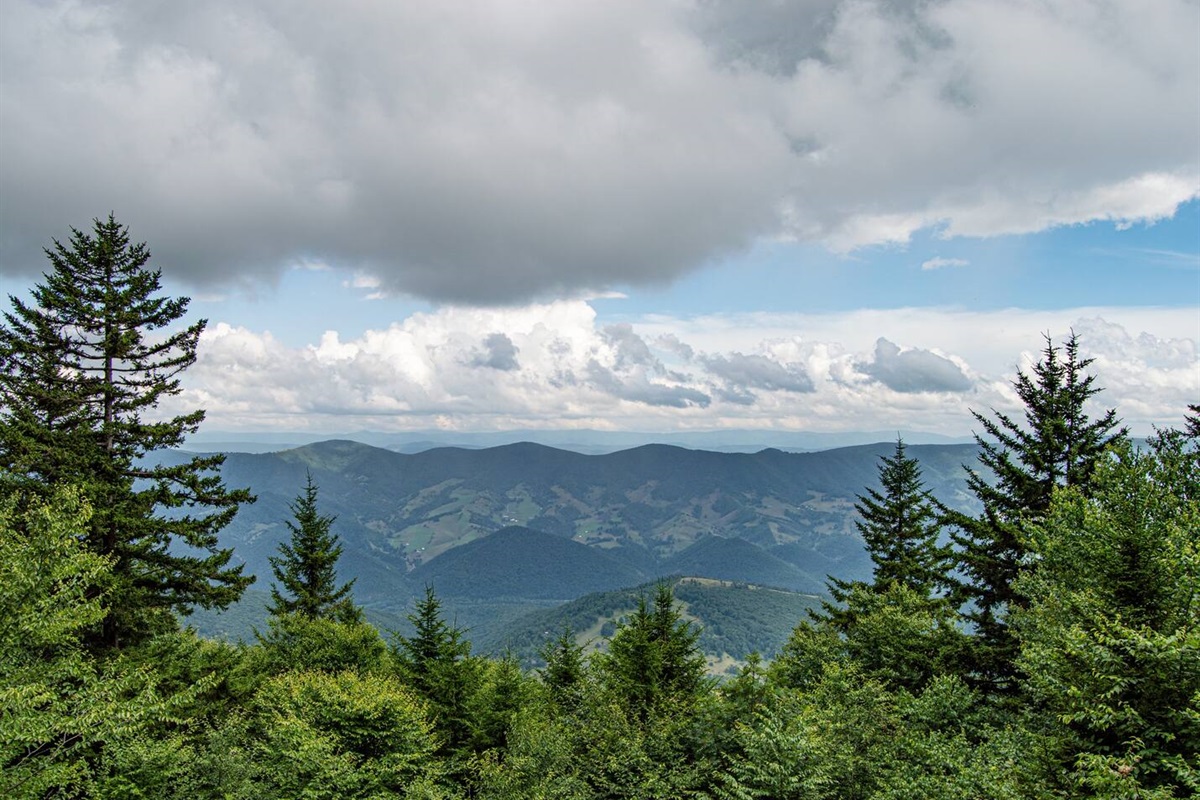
[1044, 317, 1199, 431]
[344, 272, 386, 300]
[655, 333, 695, 361]
[701, 352, 815, 394]
[1114, 248, 1200, 270]
[857, 338, 972, 393]
[164, 303, 1196, 435]
[586, 360, 711, 409]
[921, 257, 969, 271]
[602, 323, 657, 369]
[0, 1, 790, 302]
[1, 0, 1196, 303]
[469, 333, 520, 371]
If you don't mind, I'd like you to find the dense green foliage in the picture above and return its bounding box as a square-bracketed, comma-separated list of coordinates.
[4, 410, 1195, 798]
[595, 584, 710, 724]
[1015, 430, 1199, 794]
[1, 232, 1195, 799]
[0, 217, 252, 650]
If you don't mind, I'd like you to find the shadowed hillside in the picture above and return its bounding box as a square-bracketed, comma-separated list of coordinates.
[406, 525, 648, 600]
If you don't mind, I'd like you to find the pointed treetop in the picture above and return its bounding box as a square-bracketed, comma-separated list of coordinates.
[268, 470, 356, 622]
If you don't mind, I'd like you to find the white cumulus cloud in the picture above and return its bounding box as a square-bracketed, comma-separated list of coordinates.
[162, 304, 1198, 436]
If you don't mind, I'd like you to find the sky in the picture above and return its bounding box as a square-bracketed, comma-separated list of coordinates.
[1, 0, 1197, 439]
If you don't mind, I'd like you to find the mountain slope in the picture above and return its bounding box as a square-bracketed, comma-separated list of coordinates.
[660, 535, 823, 593]
[407, 525, 648, 600]
[184, 576, 822, 676]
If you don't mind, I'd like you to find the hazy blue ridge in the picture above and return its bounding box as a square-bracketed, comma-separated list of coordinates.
[156, 438, 980, 634]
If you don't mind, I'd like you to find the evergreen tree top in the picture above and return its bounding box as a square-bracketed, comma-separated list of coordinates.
[820, 437, 948, 634]
[853, 437, 945, 593]
[268, 470, 356, 622]
[968, 331, 1126, 520]
[395, 585, 471, 671]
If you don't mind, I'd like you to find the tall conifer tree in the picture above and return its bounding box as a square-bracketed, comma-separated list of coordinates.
[802, 439, 960, 692]
[0, 216, 253, 650]
[268, 471, 356, 621]
[1185, 403, 1200, 439]
[949, 332, 1125, 693]
[822, 438, 945, 631]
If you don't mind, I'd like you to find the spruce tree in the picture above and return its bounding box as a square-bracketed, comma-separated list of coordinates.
[393, 586, 476, 756]
[394, 586, 471, 684]
[600, 583, 707, 723]
[949, 332, 1126, 693]
[802, 440, 962, 693]
[0, 216, 253, 650]
[267, 471, 356, 621]
[822, 438, 945, 632]
[540, 624, 587, 711]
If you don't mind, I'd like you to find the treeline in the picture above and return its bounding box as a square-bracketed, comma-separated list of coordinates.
[2, 218, 1198, 798]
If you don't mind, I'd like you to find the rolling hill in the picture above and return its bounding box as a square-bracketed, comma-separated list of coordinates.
[406, 525, 648, 600]
[659, 535, 823, 593]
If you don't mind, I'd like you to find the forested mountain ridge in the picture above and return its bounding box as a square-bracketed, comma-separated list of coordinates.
[406, 524, 648, 600]
[165, 438, 980, 608]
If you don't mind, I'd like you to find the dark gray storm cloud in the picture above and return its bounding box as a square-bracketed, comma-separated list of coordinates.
[858, 337, 971, 393]
[693, 0, 842, 75]
[701, 352, 815, 394]
[470, 333, 520, 371]
[0, 1, 790, 302]
[1, 0, 1195, 303]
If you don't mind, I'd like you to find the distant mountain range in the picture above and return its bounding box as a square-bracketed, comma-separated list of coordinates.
[161, 438, 980, 611]
[183, 428, 974, 455]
